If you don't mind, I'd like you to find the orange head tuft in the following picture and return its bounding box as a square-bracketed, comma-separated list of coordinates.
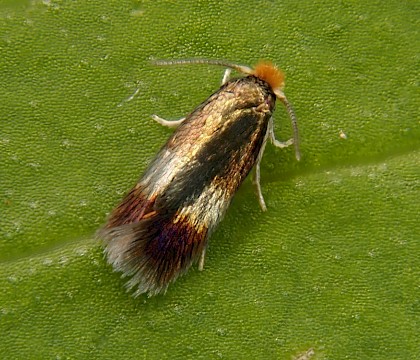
[252, 61, 285, 91]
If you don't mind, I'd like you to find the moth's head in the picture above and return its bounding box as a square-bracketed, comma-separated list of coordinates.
[252, 61, 285, 92]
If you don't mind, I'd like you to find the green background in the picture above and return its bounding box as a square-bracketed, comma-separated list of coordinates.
[1, 1, 418, 359]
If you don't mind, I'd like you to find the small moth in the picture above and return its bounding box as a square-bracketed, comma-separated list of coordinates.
[98, 59, 300, 296]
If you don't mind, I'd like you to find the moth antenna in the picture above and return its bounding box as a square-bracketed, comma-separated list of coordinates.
[152, 59, 254, 76]
[274, 89, 301, 161]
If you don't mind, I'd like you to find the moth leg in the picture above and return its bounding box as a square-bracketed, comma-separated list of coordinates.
[198, 247, 206, 271]
[254, 117, 294, 211]
[268, 117, 294, 148]
[221, 68, 231, 85]
[151, 114, 186, 128]
[253, 123, 271, 212]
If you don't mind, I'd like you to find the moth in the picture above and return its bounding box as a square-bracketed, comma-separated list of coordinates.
[98, 59, 300, 296]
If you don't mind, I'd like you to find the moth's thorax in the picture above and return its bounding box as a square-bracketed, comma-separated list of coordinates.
[167, 75, 276, 146]
[219, 75, 277, 113]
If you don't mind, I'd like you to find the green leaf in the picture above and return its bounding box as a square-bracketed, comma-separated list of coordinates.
[1, 1, 418, 359]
